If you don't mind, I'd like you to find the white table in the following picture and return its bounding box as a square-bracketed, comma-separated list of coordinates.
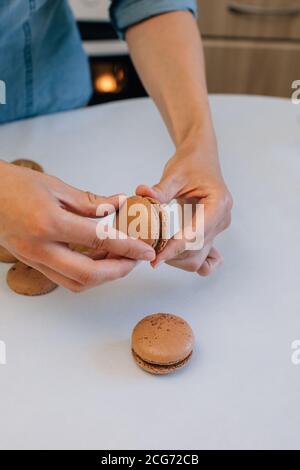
[0, 96, 299, 450]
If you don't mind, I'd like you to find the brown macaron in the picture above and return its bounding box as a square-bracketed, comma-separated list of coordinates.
[0, 245, 17, 263]
[69, 243, 90, 254]
[69, 243, 106, 260]
[115, 195, 169, 254]
[131, 313, 195, 375]
[7, 262, 57, 296]
[11, 159, 44, 173]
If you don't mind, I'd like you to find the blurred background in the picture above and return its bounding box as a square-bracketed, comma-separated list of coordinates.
[69, 0, 300, 104]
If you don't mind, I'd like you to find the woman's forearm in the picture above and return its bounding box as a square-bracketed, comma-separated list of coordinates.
[127, 11, 232, 277]
[125, 11, 214, 149]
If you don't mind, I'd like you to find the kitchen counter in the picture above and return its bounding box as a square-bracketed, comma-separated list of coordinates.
[0, 95, 299, 450]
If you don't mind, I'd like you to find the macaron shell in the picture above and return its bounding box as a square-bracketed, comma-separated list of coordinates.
[69, 243, 90, 254]
[155, 206, 169, 254]
[11, 159, 44, 173]
[132, 313, 195, 365]
[155, 237, 168, 254]
[132, 350, 193, 375]
[115, 195, 160, 248]
[69, 243, 107, 261]
[0, 246, 17, 263]
[7, 262, 57, 296]
[144, 197, 169, 254]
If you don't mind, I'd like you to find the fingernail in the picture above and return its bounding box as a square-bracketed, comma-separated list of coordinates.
[143, 251, 156, 261]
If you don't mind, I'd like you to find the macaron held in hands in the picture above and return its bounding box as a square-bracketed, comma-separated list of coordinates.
[114, 195, 169, 255]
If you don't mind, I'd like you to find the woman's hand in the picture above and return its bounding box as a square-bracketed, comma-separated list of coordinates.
[136, 133, 233, 276]
[0, 161, 155, 292]
[126, 11, 232, 276]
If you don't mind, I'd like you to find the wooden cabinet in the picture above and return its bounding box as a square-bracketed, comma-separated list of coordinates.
[198, 0, 300, 97]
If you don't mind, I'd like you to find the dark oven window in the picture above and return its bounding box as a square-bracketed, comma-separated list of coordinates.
[77, 20, 147, 105]
[89, 55, 147, 105]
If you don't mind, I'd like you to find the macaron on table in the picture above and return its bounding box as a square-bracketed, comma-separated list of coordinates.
[0, 96, 299, 450]
[131, 313, 194, 374]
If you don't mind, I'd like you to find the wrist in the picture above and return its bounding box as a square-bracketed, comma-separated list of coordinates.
[175, 108, 217, 149]
[173, 101, 215, 144]
[176, 123, 218, 161]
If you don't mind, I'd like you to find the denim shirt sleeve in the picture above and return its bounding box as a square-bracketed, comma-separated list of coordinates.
[109, 0, 198, 39]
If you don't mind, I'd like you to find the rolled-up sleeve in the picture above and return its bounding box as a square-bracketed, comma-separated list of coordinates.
[109, 0, 198, 39]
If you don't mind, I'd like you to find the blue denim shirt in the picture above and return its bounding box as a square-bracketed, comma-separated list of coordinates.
[0, 0, 197, 124]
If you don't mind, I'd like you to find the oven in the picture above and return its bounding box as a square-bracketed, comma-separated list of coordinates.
[69, 0, 147, 104]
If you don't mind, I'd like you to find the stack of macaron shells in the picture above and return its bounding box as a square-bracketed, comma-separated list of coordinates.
[131, 313, 195, 375]
[0, 159, 58, 296]
[115, 195, 169, 254]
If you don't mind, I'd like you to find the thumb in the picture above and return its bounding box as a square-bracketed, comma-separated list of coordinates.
[136, 175, 181, 204]
[57, 182, 126, 218]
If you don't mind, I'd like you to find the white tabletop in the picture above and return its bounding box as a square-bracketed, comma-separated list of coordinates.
[0, 96, 299, 450]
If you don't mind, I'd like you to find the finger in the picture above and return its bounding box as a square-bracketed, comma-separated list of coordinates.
[37, 258, 137, 290]
[197, 246, 223, 277]
[152, 236, 185, 268]
[152, 223, 206, 267]
[93, 257, 137, 283]
[30, 242, 137, 287]
[52, 178, 126, 218]
[19, 245, 95, 284]
[202, 200, 226, 241]
[56, 209, 156, 261]
[164, 243, 212, 272]
[69, 242, 109, 260]
[86, 249, 108, 260]
[136, 185, 163, 201]
[19, 255, 84, 292]
[136, 174, 181, 204]
[36, 265, 85, 292]
[151, 199, 220, 267]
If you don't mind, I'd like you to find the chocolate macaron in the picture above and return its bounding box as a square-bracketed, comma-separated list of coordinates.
[69, 243, 90, 254]
[132, 313, 195, 375]
[0, 245, 17, 263]
[115, 195, 169, 254]
[11, 158, 44, 173]
[7, 262, 57, 296]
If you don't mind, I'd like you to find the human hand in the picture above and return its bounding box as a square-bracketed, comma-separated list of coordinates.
[136, 134, 233, 276]
[0, 161, 155, 291]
